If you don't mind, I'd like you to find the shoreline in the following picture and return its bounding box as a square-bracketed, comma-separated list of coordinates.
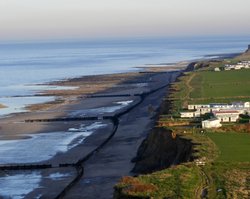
[0, 51, 236, 117]
[0, 104, 7, 109]
[0, 64, 187, 117]
[0, 65, 182, 198]
[0, 51, 239, 198]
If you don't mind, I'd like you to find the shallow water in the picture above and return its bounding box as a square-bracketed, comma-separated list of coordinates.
[0, 170, 75, 199]
[0, 96, 55, 116]
[0, 172, 41, 199]
[48, 172, 72, 181]
[0, 36, 249, 116]
[70, 100, 134, 117]
[1, 36, 248, 96]
[0, 122, 107, 164]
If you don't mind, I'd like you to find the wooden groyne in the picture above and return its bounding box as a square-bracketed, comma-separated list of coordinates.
[25, 117, 99, 123]
[0, 164, 52, 170]
[87, 94, 132, 98]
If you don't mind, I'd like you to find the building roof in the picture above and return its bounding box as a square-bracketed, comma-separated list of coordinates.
[203, 118, 220, 122]
[232, 101, 244, 105]
[180, 110, 196, 113]
[213, 110, 239, 114]
[210, 103, 228, 106]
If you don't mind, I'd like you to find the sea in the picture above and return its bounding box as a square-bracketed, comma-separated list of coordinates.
[0, 36, 250, 115]
[0, 36, 250, 198]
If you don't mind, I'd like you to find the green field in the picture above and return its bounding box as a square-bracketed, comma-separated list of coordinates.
[169, 69, 250, 112]
[190, 69, 250, 103]
[207, 132, 250, 162]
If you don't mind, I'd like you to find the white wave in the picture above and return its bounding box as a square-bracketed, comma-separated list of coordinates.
[115, 100, 133, 106]
[70, 100, 134, 117]
[0, 122, 107, 164]
[0, 172, 41, 199]
[48, 172, 71, 181]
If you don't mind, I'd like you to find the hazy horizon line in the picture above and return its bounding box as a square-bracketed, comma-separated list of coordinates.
[0, 34, 250, 44]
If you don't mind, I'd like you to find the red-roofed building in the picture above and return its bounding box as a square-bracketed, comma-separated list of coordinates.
[213, 110, 240, 122]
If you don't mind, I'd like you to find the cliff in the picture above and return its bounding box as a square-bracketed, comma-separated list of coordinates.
[237, 44, 250, 60]
[113, 128, 195, 199]
[131, 128, 193, 174]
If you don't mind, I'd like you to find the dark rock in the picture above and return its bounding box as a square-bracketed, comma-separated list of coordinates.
[131, 127, 193, 174]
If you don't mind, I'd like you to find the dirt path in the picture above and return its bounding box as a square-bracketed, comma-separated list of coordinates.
[190, 96, 250, 101]
[183, 73, 196, 107]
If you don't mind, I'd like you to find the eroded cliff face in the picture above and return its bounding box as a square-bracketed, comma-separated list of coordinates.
[131, 127, 193, 174]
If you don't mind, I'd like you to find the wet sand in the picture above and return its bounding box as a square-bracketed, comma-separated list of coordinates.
[65, 82, 173, 199]
[0, 66, 183, 199]
[0, 104, 7, 108]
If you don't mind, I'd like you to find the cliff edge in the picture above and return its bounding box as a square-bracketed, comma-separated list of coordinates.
[131, 128, 193, 174]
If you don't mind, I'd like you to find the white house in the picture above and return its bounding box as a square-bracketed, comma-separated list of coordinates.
[224, 61, 250, 70]
[225, 66, 231, 70]
[244, 102, 250, 108]
[188, 104, 210, 110]
[214, 67, 220, 72]
[232, 102, 245, 108]
[180, 111, 201, 118]
[210, 103, 231, 109]
[182, 102, 249, 127]
[213, 110, 240, 122]
[197, 107, 212, 115]
[202, 118, 222, 129]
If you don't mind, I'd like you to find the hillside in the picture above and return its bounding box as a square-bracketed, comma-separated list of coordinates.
[237, 44, 250, 60]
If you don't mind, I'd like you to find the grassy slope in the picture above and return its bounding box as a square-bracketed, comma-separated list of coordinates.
[116, 164, 201, 199]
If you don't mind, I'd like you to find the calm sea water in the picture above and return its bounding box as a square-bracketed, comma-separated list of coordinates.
[0, 36, 249, 115]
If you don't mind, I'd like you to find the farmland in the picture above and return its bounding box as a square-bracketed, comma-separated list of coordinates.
[170, 69, 250, 113]
[207, 132, 250, 162]
[190, 69, 250, 102]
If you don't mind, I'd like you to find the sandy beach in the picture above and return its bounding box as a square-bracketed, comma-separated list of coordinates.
[0, 64, 185, 198]
[0, 104, 7, 109]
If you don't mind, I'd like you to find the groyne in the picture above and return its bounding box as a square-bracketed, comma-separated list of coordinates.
[0, 71, 180, 199]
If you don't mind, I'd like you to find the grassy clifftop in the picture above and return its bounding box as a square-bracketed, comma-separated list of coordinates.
[168, 68, 250, 115]
[114, 164, 201, 199]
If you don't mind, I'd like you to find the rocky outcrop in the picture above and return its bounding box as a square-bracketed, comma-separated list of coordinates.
[131, 127, 193, 174]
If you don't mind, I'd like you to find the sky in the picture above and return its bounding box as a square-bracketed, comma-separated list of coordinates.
[0, 0, 250, 40]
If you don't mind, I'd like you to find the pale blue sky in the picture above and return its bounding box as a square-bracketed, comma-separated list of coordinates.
[0, 0, 250, 40]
